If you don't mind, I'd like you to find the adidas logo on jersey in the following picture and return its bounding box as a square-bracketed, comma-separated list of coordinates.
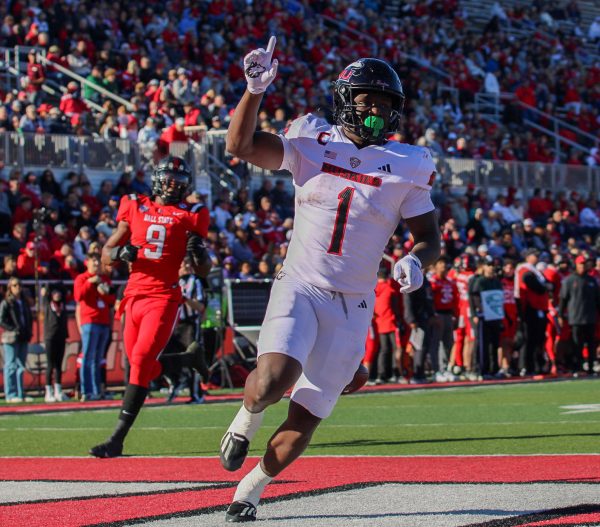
[378, 163, 392, 173]
[357, 300, 368, 309]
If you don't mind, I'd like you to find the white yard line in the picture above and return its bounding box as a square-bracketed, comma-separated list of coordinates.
[1, 420, 598, 432]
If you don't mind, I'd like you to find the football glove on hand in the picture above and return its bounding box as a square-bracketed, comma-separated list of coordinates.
[244, 35, 278, 94]
[393, 252, 423, 294]
[110, 244, 139, 263]
[186, 233, 208, 267]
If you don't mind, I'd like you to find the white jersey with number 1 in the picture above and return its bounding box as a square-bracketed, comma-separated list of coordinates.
[278, 113, 435, 295]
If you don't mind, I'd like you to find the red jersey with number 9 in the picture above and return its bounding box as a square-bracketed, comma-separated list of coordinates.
[116, 194, 209, 300]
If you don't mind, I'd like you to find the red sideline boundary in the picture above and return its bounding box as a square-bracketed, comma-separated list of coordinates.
[1, 456, 599, 527]
[0, 391, 245, 415]
[0, 373, 592, 415]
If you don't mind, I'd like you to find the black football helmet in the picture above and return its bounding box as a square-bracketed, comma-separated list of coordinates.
[152, 155, 191, 204]
[332, 58, 405, 144]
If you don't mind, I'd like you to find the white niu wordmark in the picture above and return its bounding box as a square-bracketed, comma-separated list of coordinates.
[560, 403, 600, 414]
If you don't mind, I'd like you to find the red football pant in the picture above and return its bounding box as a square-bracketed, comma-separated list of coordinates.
[453, 305, 473, 367]
[124, 296, 180, 387]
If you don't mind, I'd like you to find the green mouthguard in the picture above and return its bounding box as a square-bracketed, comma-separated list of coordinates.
[363, 115, 384, 136]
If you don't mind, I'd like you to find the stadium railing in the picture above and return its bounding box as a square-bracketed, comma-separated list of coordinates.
[2, 131, 599, 197]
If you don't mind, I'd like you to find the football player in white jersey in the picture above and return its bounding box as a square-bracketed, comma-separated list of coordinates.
[220, 36, 441, 522]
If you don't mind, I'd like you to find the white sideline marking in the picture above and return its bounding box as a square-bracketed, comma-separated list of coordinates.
[560, 403, 600, 414]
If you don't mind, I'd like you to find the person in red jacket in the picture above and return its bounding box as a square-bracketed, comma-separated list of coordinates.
[158, 117, 188, 148]
[371, 267, 402, 384]
[516, 249, 549, 375]
[429, 257, 459, 381]
[16, 240, 47, 279]
[73, 254, 115, 401]
[59, 82, 88, 123]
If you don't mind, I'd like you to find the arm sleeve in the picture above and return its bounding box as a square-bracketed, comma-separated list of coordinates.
[116, 195, 132, 223]
[399, 187, 435, 219]
[468, 281, 480, 315]
[277, 118, 304, 178]
[0, 301, 14, 330]
[189, 205, 210, 237]
[558, 279, 569, 315]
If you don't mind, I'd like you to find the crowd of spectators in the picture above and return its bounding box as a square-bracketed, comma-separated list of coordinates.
[1, 159, 600, 392]
[1, 0, 600, 397]
[0, 0, 597, 167]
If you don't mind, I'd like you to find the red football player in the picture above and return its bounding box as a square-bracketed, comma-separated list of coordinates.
[90, 156, 211, 458]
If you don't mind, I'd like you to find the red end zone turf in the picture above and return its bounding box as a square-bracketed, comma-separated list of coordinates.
[1, 456, 599, 527]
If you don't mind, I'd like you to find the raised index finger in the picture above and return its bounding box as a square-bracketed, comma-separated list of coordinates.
[266, 35, 276, 61]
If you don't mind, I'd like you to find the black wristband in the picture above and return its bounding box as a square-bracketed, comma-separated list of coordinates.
[109, 246, 121, 262]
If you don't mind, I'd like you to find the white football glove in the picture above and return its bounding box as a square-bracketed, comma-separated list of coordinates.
[244, 36, 279, 95]
[393, 253, 423, 294]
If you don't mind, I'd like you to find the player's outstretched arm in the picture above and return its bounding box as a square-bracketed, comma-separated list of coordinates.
[394, 210, 441, 294]
[226, 36, 284, 170]
[405, 210, 441, 269]
[101, 220, 133, 267]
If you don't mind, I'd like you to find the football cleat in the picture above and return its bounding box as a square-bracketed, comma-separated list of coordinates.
[225, 501, 257, 522]
[220, 432, 250, 471]
[89, 439, 123, 458]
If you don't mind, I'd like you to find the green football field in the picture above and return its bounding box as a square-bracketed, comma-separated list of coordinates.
[1, 379, 599, 457]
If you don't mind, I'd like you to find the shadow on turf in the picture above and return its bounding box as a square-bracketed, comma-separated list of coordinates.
[311, 432, 600, 449]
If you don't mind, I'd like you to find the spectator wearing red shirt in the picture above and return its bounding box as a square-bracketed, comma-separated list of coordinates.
[46, 45, 68, 73]
[16, 240, 47, 278]
[50, 241, 71, 270]
[515, 80, 536, 107]
[527, 189, 548, 222]
[158, 117, 188, 152]
[73, 254, 115, 401]
[12, 196, 33, 227]
[261, 213, 286, 247]
[429, 257, 459, 381]
[183, 101, 203, 127]
[371, 267, 402, 384]
[59, 82, 88, 125]
[26, 49, 45, 105]
[26, 224, 52, 264]
[247, 220, 268, 261]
